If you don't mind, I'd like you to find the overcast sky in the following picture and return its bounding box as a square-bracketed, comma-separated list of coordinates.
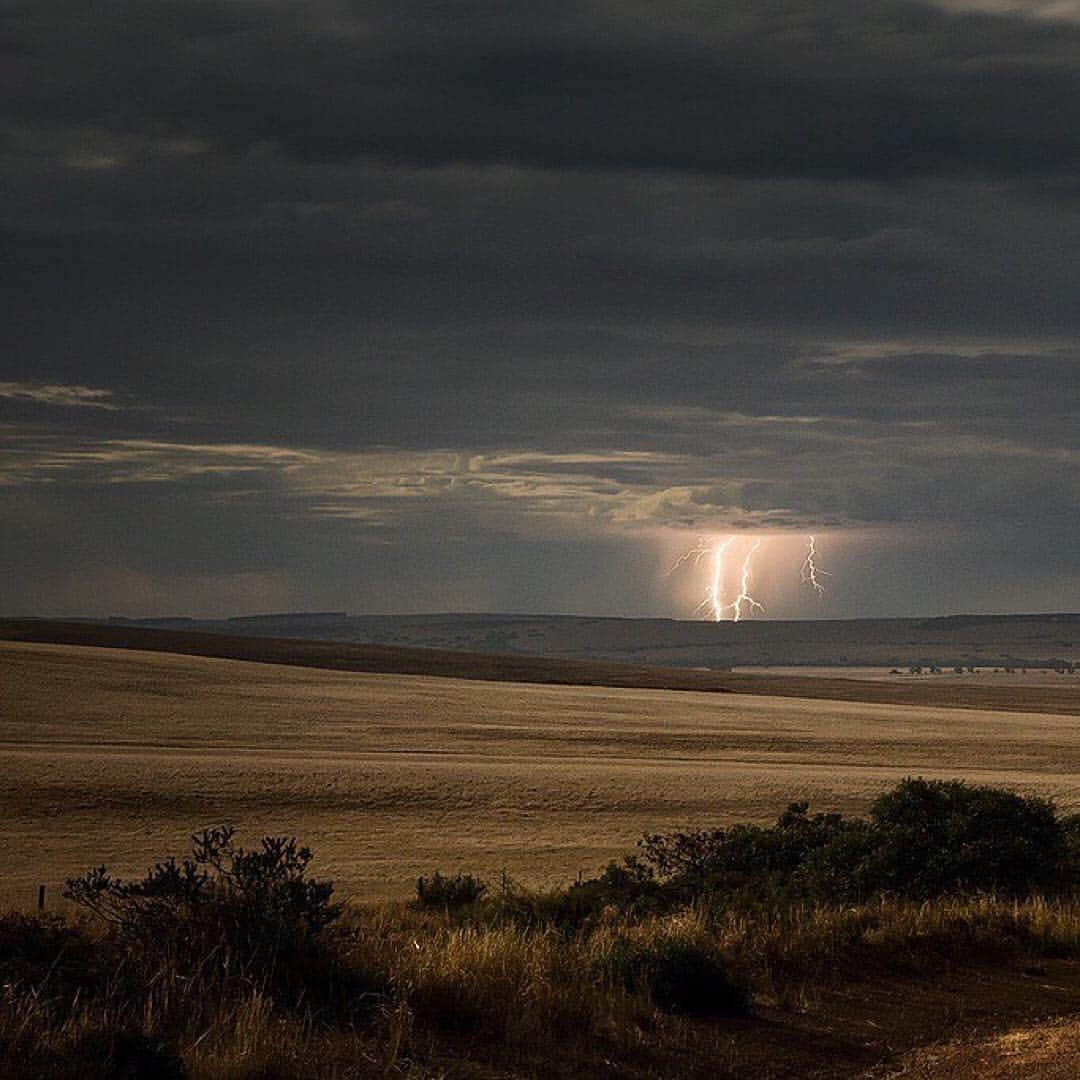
[2, 1, 1078, 619]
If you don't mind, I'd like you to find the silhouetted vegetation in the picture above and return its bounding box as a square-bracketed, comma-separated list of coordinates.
[414, 871, 488, 910]
[601, 935, 750, 1016]
[551, 779, 1075, 922]
[3, 778, 1080, 1078]
[61, 826, 361, 1018]
[66, 826, 340, 934]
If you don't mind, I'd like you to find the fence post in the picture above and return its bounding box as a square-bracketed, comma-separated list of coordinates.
[38, 884, 46, 910]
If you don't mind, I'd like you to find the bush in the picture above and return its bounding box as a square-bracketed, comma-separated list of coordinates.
[6, 810, 1080, 1080]
[414, 871, 488, 910]
[866, 779, 1065, 899]
[63, 827, 344, 1008]
[603, 936, 749, 1016]
[552, 863, 672, 925]
[65, 827, 339, 938]
[0, 912, 102, 1003]
[646, 940, 749, 1015]
[592, 801, 873, 908]
[572, 779, 1075, 912]
[1062, 814, 1080, 881]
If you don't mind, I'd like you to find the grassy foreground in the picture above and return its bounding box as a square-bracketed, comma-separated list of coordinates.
[3, 779, 1080, 1078]
[4, 896, 1080, 1078]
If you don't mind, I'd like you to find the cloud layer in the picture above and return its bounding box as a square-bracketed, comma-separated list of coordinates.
[2, 2, 1078, 617]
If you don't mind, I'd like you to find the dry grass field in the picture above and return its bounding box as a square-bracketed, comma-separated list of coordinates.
[3, 638, 1079, 909]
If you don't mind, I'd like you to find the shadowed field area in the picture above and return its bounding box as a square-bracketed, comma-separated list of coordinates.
[4, 639, 1079, 908]
[3, 619, 1080, 715]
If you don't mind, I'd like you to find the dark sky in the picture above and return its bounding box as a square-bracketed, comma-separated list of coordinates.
[2, 1, 1078, 619]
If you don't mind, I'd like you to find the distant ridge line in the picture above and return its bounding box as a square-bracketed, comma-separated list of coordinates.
[2, 619, 1078, 717]
[10, 610, 1080, 628]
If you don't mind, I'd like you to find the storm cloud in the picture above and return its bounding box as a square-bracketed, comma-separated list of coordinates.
[2, 1, 1078, 617]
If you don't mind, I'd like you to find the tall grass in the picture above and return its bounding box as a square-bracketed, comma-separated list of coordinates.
[4, 895, 1080, 1078]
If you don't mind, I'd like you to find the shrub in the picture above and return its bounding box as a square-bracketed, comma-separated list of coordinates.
[6, 813, 1080, 1080]
[613, 801, 872, 906]
[63, 827, 344, 1009]
[414, 871, 488, 910]
[65, 826, 339, 937]
[548, 863, 672, 925]
[602, 936, 749, 1016]
[0, 912, 102, 1003]
[1062, 814, 1080, 882]
[574, 779, 1075, 912]
[646, 939, 749, 1015]
[866, 778, 1065, 899]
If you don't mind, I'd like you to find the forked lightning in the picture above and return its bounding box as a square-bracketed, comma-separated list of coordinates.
[671, 534, 831, 621]
[800, 534, 830, 598]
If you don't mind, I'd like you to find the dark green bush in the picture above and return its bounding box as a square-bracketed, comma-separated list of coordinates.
[646, 940, 749, 1016]
[559, 863, 672, 923]
[571, 778, 1075, 912]
[65, 826, 339, 938]
[865, 779, 1064, 899]
[414, 871, 488, 910]
[1062, 814, 1080, 881]
[635, 801, 870, 902]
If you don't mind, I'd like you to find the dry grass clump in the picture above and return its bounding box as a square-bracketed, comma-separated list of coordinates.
[705, 895, 1080, 1007]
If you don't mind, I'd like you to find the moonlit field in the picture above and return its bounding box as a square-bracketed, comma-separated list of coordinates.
[5, 640, 1078, 908]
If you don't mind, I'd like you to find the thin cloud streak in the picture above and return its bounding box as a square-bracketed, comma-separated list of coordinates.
[0, 382, 117, 410]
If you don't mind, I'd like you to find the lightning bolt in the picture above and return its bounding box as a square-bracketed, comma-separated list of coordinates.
[695, 536, 736, 621]
[729, 539, 765, 622]
[671, 535, 764, 622]
[800, 534, 830, 598]
[667, 537, 713, 575]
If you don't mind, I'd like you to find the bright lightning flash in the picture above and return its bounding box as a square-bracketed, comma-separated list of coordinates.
[699, 536, 737, 621]
[670, 533, 836, 620]
[730, 539, 765, 622]
[670, 535, 764, 622]
[667, 537, 714, 576]
[800, 534, 830, 598]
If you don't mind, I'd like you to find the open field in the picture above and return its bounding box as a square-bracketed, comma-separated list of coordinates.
[4, 619, 1080, 715]
[4, 639, 1080, 909]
